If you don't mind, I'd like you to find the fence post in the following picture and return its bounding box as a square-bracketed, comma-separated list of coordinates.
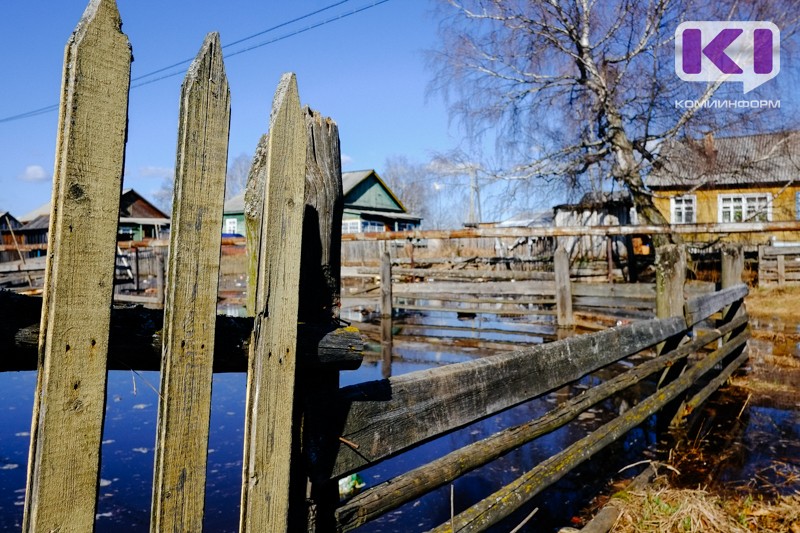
[23, 1, 131, 531]
[150, 32, 230, 532]
[655, 244, 686, 320]
[240, 73, 307, 533]
[721, 244, 744, 290]
[381, 251, 394, 379]
[554, 246, 573, 328]
[777, 254, 786, 287]
[156, 252, 165, 309]
[757, 244, 765, 287]
[244, 133, 268, 316]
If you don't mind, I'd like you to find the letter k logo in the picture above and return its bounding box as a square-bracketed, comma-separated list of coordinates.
[683, 28, 743, 74]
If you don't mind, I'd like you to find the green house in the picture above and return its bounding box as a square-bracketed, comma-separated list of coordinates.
[222, 194, 246, 236]
[223, 169, 422, 238]
[341, 170, 421, 233]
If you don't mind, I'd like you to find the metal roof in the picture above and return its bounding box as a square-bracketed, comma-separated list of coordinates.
[647, 131, 800, 189]
[224, 192, 245, 214]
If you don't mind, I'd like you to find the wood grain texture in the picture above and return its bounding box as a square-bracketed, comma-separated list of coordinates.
[23, 1, 131, 531]
[305, 316, 686, 481]
[244, 133, 269, 316]
[554, 246, 573, 327]
[684, 283, 748, 327]
[300, 107, 343, 323]
[150, 32, 230, 533]
[240, 73, 307, 533]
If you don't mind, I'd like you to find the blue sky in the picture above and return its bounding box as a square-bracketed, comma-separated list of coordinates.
[0, 0, 455, 216]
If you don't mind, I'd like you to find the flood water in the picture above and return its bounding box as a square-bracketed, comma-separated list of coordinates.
[0, 307, 797, 532]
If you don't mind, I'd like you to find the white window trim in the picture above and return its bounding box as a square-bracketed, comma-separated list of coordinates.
[225, 218, 238, 234]
[670, 194, 697, 224]
[717, 192, 773, 223]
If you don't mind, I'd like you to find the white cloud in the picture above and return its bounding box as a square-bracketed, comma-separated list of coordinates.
[17, 165, 49, 182]
[341, 154, 354, 167]
[138, 166, 173, 179]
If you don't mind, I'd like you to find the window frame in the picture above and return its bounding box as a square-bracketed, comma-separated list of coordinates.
[225, 218, 238, 234]
[717, 192, 772, 223]
[670, 194, 697, 224]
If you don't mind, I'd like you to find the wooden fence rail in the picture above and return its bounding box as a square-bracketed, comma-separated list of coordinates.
[319, 283, 749, 532]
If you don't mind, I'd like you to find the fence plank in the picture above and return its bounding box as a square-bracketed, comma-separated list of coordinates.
[244, 133, 268, 316]
[429, 328, 750, 533]
[390, 280, 555, 296]
[684, 283, 748, 326]
[335, 313, 748, 531]
[240, 73, 307, 533]
[306, 316, 686, 480]
[150, 33, 230, 532]
[23, 1, 131, 531]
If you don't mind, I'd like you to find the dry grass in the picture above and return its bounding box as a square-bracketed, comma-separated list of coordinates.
[608, 477, 800, 532]
[745, 286, 800, 319]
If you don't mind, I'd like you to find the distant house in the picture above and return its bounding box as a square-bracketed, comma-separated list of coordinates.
[648, 131, 800, 242]
[221, 170, 423, 238]
[222, 193, 245, 236]
[15, 188, 170, 246]
[342, 170, 421, 233]
[0, 212, 24, 262]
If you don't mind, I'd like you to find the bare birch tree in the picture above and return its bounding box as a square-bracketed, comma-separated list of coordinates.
[431, 0, 800, 234]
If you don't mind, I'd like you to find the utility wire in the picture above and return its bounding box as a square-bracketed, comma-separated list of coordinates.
[132, 0, 392, 90]
[132, 0, 355, 82]
[0, 0, 391, 124]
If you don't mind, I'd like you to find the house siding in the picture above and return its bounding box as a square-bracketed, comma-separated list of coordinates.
[653, 183, 800, 243]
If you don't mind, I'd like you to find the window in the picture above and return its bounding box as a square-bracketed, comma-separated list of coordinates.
[342, 220, 361, 234]
[718, 193, 771, 223]
[362, 221, 385, 233]
[670, 195, 696, 224]
[225, 218, 238, 234]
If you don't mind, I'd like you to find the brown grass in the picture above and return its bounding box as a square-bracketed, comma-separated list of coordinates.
[745, 286, 800, 319]
[608, 478, 800, 532]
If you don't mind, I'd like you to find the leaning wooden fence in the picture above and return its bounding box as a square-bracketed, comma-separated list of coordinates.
[314, 281, 749, 532]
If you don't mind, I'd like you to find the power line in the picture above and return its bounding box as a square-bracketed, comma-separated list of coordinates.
[132, 0, 392, 90]
[132, 0, 356, 83]
[0, 0, 392, 124]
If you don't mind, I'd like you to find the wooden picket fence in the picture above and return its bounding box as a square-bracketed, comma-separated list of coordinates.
[20, 2, 352, 532]
[15, 2, 753, 532]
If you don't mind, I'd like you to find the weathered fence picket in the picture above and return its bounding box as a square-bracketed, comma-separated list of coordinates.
[150, 32, 230, 532]
[240, 73, 307, 533]
[23, 1, 131, 531]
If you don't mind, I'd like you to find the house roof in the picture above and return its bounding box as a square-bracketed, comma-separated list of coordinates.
[496, 210, 554, 228]
[224, 192, 245, 214]
[1, 212, 22, 229]
[18, 188, 169, 224]
[344, 208, 421, 222]
[648, 131, 800, 189]
[554, 191, 633, 211]
[342, 169, 408, 213]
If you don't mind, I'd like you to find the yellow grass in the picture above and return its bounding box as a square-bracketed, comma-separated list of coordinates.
[608, 478, 800, 532]
[745, 285, 800, 319]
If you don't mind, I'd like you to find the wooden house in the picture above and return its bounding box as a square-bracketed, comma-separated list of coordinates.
[341, 170, 421, 233]
[15, 188, 170, 246]
[222, 193, 246, 236]
[648, 131, 800, 244]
